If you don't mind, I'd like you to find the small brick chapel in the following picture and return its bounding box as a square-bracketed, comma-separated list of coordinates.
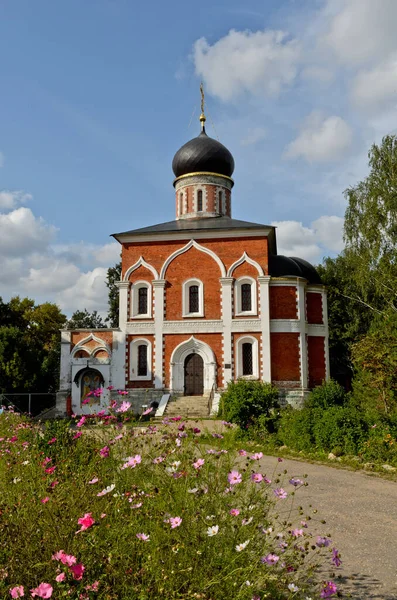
[57, 103, 329, 416]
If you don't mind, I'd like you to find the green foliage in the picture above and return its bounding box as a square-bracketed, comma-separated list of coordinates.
[0, 411, 336, 600]
[305, 379, 347, 410]
[276, 407, 315, 453]
[105, 261, 121, 327]
[0, 297, 66, 393]
[66, 309, 107, 329]
[219, 379, 279, 430]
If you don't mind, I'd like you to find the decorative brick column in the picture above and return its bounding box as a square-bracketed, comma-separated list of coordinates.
[258, 276, 271, 382]
[153, 279, 166, 389]
[297, 279, 308, 389]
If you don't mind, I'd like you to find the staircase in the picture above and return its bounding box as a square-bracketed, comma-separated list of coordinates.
[163, 395, 210, 419]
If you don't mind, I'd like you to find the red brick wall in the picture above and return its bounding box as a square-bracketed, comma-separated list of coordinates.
[308, 336, 326, 387]
[126, 334, 155, 389]
[71, 331, 113, 350]
[269, 286, 298, 319]
[163, 333, 223, 388]
[306, 292, 323, 324]
[270, 333, 300, 381]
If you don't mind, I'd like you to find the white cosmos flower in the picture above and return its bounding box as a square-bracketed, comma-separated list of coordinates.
[187, 488, 198, 494]
[207, 525, 219, 536]
[288, 583, 299, 592]
[236, 540, 250, 552]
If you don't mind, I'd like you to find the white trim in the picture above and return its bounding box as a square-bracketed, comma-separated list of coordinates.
[115, 228, 273, 244]
[194, 186, 206, 213]
[258, 275, 271, 382]
[235, 335, 259, 380]
[153, 279, 166, 389]
[182, 278, 204, 317]
[160, 239, 226, 279]
[130, 280, 152, 319]
[234, 276, 258, 316]
[220, 277, 234, 386]
[170, 336, 217, 394]
[130, 338, 152, 381]
[71, 333, 112, 359]
[123, 257, 159, 282]
[227, 252, 264, 277]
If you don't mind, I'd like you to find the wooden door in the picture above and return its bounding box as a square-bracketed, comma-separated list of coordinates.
[184, 353, 204, 396]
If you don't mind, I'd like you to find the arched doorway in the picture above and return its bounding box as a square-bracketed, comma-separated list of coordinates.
[170, 336, 216, 395]
[184, 353, 204, 396]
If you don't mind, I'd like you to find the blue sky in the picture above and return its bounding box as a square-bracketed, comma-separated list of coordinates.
[2, 0, 397, 315]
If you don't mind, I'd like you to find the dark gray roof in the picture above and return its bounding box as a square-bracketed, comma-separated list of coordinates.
[172, 128, 235, 179]
[112, 216, 273, 238]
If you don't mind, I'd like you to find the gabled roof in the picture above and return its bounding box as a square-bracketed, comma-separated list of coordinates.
[112, 216, 273, 238]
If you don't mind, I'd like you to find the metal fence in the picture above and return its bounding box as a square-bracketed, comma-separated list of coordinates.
[0, 393, 56, 417]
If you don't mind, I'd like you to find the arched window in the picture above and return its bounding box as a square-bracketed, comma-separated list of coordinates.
[130, 339, 152, 381]
[182, 279, 204, 317]
[242, 343, 253, 375]
[197, 190, 203, 212]
[241, 283, 252, 312]
[131, 282, 152, 318]
[137, 344, 148, 376]
[236, 336, 259, 379]
[138, 287, 148, 315]
[235, 277, 257, 316]
[189, 285, 199, 313]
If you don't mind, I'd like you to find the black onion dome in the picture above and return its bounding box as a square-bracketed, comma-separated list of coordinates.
[268, 255, 322, 284]
[172, 129, 235, 178]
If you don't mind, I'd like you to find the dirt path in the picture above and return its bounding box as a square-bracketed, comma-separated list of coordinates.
[255, 455, 397, 599]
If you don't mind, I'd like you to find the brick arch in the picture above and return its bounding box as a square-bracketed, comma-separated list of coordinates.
[126, 264, 155, 283]
[227, 252, 264, 277]
[160, 239, 226, 279]
[123, 256, 159, 282]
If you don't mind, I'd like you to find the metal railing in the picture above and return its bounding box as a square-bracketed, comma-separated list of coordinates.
[0, 393, 56, 417]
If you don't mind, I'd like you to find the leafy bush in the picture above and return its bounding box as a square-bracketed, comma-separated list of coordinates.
[305, 379, 347, 410]
[0, 406, 340, 600]
[218, 380, 279, 430]
[276, 407, 315, 452]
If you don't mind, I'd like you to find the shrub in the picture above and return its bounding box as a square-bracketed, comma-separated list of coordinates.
[276, 407, 315, 452]
[218, 379, 279, 430]
[0, 406, 340, 600]
[305, 379, 347, 410]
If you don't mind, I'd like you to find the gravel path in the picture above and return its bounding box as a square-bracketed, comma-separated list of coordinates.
[256, 455, 397, 599]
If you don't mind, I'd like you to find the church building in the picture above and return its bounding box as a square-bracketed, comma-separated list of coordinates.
[57, 103, 329, 417]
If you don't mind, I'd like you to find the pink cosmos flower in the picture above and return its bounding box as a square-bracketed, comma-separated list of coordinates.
[76, 416, 86, 428]
[99, 446, 109, 458]
[136, 533, 150, 541]
[100, 513, 107, 519]
[169, 517, 182, 529]
[117, 401, 131, 413]
[273, 488, 287, 499]
[30, 583, 53, 598]
[121, 454, 141, 469]
[332, 548, 342, 567]
[47, 438, 57, 445]
[291, 528, 304, 537]
[41, 497, 50, 504]
[193, 458, 205, 470]
[107, 385, 114, 390]
[77, 513, 95, 532]
[251, 473, 263, 483]
[55, 573, 65, 583]
[228, 470, 242, 485]
[152, 456, 164, 464]
[88, 477, 99, 484]
[42, 457, 52, 466]
[73, 432, 82, 440]
[9, 586, 24, 598]
[69, 564, 85, 581]
[261, 554, 280, 565]
[316, 536, 331, 548]
[193, 428, 201, 434]
[238, 449, 248, 456]
[229, 508, 240, 516]
[52, 551, 77, 566]
[263, 476, 271, 484]
[45, 466, 56, 475]
[142, 407, 153, 415]
[289, 477, 304, 486]
[320, 581, 338, 598]
[82, 398, 90, 405]
[250, 452, 263, 460]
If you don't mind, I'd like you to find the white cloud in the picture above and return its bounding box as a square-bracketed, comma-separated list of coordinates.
[241, 127, 266, 146]
[0, 190, 32, 210]
[284, 111, 353, 163]
[193, 29, 300, 102]
[351, 55, 397, 112]
[324, 0, 397, 66]
[0, 197, 120, 315]
[301, 65, 334, 83]
[272, 216, 344, 263]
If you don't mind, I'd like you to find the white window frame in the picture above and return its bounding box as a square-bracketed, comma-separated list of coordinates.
[182, 278, 204, 317]
[130, 281, 152, 319]
[235, 335, 259, 380]
[234, 277, 257, 316]
[130, 338, 152, 381]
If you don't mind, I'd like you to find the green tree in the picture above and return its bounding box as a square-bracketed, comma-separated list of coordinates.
[344, 134, 397, 314]
[106, 261, 121, 327]
[66, 309, 106, 329]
